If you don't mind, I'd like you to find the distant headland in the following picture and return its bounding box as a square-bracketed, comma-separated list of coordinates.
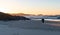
[0, 12, 30, 21]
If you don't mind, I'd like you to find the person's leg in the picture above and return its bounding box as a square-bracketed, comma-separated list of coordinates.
[42, 20, 44, 23]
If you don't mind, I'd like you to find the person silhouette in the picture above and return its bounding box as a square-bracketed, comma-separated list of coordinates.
[41, 18, 44, 23]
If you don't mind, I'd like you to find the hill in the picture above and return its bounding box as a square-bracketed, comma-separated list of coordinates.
[0, 12, 30, 21]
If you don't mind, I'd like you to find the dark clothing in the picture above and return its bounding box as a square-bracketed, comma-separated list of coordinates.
[41, 19, 44, 23]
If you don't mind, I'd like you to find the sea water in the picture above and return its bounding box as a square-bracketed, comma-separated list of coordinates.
[32, 19, 60, 21]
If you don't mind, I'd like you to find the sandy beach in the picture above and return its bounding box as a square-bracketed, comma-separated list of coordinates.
[0, 20, 60, 35]
[5, 20, 60, 31]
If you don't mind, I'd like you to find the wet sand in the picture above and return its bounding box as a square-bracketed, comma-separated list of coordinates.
[6, 20, 60, 31]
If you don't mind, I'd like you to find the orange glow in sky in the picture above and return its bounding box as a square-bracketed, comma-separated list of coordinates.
[0, 0, 60, 15]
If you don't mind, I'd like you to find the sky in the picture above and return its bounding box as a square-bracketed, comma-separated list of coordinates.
[0, 0, 60, 15]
